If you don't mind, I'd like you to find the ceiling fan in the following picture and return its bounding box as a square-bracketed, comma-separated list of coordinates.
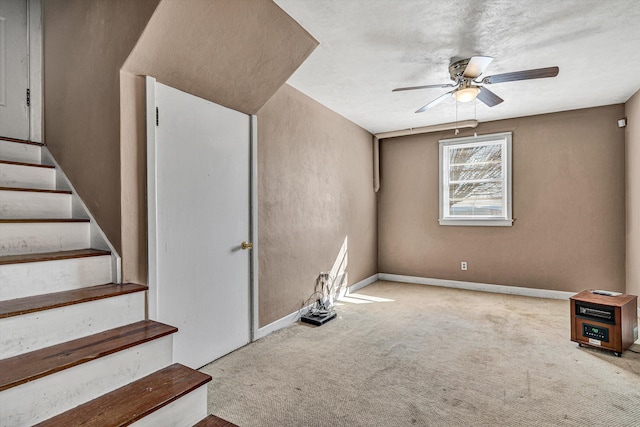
[393, 56, 559, 113]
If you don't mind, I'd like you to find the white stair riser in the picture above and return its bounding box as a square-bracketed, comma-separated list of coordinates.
[0, 255, 113, 300]
[0, 336, 173, 427]
[0, 292, 146, 359]
[0, 163, 55, 190]
[132, 385, 208, 427]
[0, 222, 90, 255]
[0, 190, 72, 219]
[0, 140, 41, 164]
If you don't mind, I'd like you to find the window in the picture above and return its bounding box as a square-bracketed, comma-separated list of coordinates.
[439, 132, 512, 226]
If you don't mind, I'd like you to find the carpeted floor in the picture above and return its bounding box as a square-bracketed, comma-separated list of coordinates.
[200, 281, 640, 426]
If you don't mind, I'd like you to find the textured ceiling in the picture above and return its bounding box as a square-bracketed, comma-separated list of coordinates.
[274, 0, 640, 134]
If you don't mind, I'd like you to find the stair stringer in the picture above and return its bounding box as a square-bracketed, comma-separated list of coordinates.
[40, 146, 122, 283]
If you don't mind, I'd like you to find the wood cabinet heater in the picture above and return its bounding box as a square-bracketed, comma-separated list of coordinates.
[570, 290, 638, 357]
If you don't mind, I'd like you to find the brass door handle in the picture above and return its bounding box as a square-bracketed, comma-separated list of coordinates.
[241, 241, 253, 250]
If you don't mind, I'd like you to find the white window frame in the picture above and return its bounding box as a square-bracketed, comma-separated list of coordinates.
[439, 132, 513, 226]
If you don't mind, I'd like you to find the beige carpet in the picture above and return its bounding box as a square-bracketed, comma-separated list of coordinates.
[200, 281, 640, 426]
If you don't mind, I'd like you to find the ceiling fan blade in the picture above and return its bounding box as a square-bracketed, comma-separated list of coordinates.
[476, 87, 504, 107]
[415, 90, 454, 113]
[463, 56, 494, 79]
[481, 66, 559, 84]
[393, 83, 456, 92]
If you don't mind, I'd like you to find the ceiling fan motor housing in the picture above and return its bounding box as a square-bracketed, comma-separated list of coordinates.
[449, 58, 472, 82]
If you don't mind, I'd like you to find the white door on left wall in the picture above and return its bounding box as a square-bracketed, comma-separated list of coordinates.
[0, 0, 29, 140]
[147, 78, 252, 370]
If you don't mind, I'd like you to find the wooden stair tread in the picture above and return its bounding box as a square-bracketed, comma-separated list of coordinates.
[0, 218, 89, 223]
[0, 186, 71, 194]
[35, 363, 212, 427]
[0, 248, 110, 265]
[0, 320, 177, 391]
[0, 159, 53, 169]
[195, 414, 239, 427]
[0, 136, 44, 146]
[0, 283, 147, 318]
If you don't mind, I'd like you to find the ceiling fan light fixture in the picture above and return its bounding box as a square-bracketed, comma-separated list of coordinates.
[455, 86, 479, 103]
[393, 56, 558, 112]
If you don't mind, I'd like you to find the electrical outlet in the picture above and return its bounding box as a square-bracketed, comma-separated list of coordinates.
[461, 261, 467, 271]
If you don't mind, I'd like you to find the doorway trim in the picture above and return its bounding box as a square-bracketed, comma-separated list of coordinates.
[250, 115, 259, 341]
[146, 76, 159, 319]
[28, 0, 42, 142]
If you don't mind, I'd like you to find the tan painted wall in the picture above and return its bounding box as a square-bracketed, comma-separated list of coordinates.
[123, 0, 317, 115]
[119, 72, 148, 284]
[626, 89, 640, 302]
[378, 105, 626, 293]
[119, 0, 317, 284]
[44, 0, 317, 283]
[257, 85, 378, 326]
[43, 0, 160, 253]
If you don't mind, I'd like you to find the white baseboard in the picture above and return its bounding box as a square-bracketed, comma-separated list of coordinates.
[341, 273, 379, 296]
[378, 273, 576, 300]
[253, 273, 379, 340]
[252, 308, 302, 341]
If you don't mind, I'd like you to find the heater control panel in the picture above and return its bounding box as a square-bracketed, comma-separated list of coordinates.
[582, 323, 609, 342]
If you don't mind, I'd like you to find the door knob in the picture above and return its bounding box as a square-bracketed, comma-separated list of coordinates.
[241, 241, 253, 250]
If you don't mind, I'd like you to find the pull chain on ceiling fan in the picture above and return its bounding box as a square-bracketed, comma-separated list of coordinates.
[393, 56, 559, 113]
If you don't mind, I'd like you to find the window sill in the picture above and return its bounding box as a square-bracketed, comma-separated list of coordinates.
[439, 219, 513, 227]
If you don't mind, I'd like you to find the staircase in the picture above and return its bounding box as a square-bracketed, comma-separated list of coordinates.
[0, 138, 234, 426]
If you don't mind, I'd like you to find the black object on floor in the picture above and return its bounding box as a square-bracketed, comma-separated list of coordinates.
[301, 311, 337, 326]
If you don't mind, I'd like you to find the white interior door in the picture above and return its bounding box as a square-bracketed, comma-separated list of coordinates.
[147, 78, 252, 369]
[0, 0, 29, 140]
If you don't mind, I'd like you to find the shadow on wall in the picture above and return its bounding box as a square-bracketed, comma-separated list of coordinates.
[300, 236, 349, 311]
[319, 236, 395, 305]
[331, 236, 349, 299]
